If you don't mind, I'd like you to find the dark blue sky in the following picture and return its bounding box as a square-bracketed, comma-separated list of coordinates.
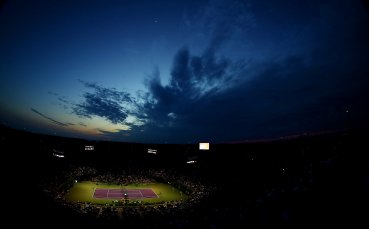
[1, 0, 369, 143]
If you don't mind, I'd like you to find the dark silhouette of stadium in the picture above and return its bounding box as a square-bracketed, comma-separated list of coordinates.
[2, 125, 368, 227]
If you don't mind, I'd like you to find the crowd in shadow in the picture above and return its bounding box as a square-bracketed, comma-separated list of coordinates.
[2, 125, 368, 227]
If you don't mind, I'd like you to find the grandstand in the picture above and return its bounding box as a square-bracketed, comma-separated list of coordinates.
[1, 124, 369, 227]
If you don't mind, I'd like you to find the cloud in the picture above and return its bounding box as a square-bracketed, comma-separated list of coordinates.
[203, 0, 255, 51]
[127, 0, 369, 143]
[139, 29, 369, 143]
[186, 0, 255, 47]
[64, 0, 369, 143]
[73, 80, 145, 125]
[78, 122, 87, 127]
[48, 91, 59, 96]
[31, 108, 72, 127]
[88, 128, 132, 142]
[48, 91, 70, 110]
[58, 96, 69, 104]
[73, 92, 128, 124]
[142, 46, 240, 130]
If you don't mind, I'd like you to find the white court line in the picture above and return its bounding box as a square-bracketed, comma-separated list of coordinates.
[139, 190, 143, 197]
[151, 189, 159, 198]
[142, 189, 159, 198]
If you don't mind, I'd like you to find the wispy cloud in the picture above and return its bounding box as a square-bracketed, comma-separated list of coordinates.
[73, 80, 145, 126]
[48, 91, 70, 110]
[48, 91, 59, 96]
[58, 96, 69, 104]
[78, 122, 87, 127]
[31, 108, 72, 127]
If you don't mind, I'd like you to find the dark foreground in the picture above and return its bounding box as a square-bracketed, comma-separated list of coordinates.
[2, 125, 369, 227]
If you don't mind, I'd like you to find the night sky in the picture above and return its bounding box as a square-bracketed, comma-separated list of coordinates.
[1, 0, 369, 143]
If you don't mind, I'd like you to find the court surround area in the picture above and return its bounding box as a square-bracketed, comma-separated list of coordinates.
[65, 181, 185, 205]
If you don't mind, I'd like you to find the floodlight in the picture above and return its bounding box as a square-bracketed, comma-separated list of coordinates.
[199, 142, 209, 150]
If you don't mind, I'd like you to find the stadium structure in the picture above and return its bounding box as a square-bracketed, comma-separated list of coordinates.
[1, 124, 368, 227]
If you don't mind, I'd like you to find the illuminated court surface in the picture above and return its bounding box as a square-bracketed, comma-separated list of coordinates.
[93, 188, 158, 199]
